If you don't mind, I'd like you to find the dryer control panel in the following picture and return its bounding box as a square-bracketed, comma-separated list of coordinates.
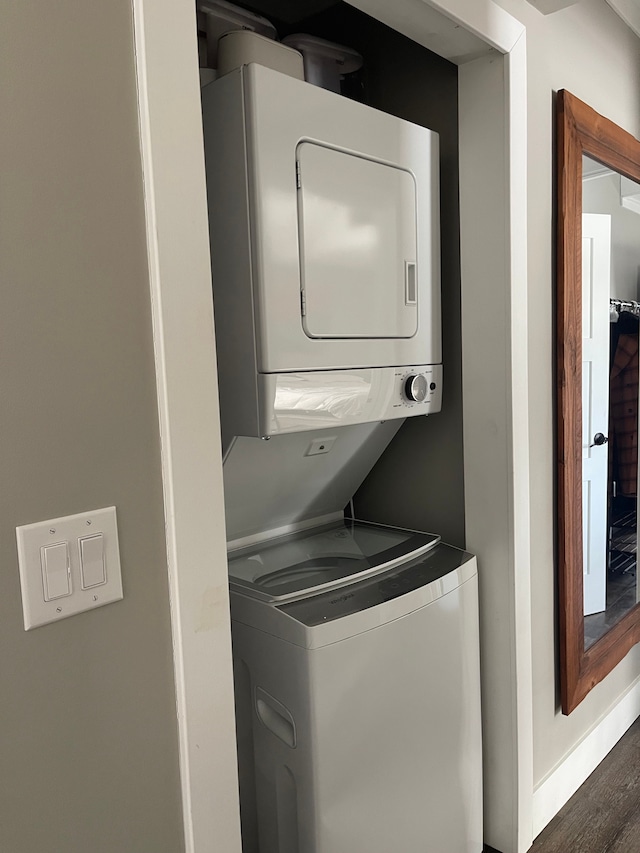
[257, 364, 443, 437]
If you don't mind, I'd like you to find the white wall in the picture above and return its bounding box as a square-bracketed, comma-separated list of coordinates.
[494, 0, 640, 791]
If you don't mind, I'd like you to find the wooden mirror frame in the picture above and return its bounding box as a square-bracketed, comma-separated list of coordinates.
[557, 90, 640, 714]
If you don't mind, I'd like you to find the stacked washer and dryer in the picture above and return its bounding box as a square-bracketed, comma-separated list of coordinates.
[201, 33, 482, 853]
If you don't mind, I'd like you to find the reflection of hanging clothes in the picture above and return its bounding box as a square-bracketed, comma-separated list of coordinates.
[610, 310, 639, 498]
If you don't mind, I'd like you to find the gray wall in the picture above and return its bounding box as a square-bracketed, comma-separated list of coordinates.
[289, 5, 464, 547]
[0, 2, 184, 851]
[353, 17, 464, 547]
[493, 0, 640, 788]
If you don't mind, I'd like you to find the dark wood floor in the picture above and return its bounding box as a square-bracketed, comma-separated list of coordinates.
[486, 716, 640, 852]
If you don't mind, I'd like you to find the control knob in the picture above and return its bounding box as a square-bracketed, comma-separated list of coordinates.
[404, 373, 429, 403]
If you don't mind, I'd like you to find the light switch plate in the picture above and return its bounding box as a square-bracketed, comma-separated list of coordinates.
[16, 507, 123, 630]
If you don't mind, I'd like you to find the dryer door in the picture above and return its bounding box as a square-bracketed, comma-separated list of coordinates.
[297, 142, 418, 340]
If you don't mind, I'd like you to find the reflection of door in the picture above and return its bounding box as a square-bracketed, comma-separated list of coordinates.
[582, 213, 612, 615]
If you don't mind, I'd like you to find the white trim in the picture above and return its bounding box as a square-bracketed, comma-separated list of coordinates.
[621, 176, 640, 215]
[583, 168, 616, 181]
[458, 31, 532, 852]
[622, 194, 640, 214]
[505, 34, 534, 853]
[421, 0, 524, 50]
[347, 0, 523, 61]
[532, 676, 640, 838]
[131, 1, 242, 851]
[606, 0, 640, 38]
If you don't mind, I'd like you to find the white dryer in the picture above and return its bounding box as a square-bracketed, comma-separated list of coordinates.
[229, 518, 483, 853]
[201, 64, 442, 445]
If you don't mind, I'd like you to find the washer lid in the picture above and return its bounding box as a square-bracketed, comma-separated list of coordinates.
[227, 518, 440, 602]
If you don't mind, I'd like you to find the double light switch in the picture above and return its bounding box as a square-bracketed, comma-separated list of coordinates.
[16, 507, 122, 630]
[40, 534, 106, 601]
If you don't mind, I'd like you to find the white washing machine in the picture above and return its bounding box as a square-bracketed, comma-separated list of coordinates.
[229, 518, 483, 853]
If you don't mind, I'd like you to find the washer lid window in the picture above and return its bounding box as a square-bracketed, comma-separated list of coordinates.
[228, 518, 439, 602]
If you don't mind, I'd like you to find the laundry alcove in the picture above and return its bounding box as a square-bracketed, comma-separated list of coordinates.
[132, 1, 532, 850]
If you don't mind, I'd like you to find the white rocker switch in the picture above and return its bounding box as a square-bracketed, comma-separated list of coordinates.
[80, 534, 106, 588]
[41, 542, 71, 601]
[16, 507, 123, 630]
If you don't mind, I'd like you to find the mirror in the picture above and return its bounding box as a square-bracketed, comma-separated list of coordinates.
[557, 90, 640, 713]
[582, 155, 640, 651]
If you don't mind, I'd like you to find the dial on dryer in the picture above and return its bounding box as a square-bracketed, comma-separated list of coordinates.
[404, 374, 429, 402]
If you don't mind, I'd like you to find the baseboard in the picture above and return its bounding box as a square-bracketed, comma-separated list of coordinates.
[532, 677, 640, 838]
